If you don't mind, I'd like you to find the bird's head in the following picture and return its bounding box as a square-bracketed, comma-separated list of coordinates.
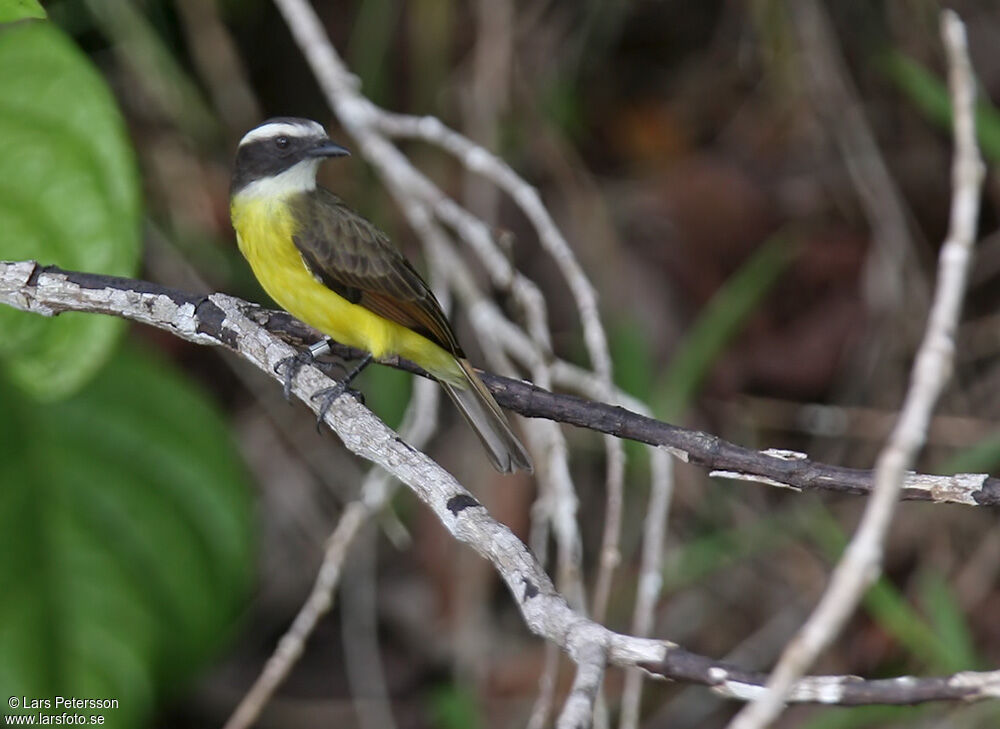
[231, 117, 349, 199]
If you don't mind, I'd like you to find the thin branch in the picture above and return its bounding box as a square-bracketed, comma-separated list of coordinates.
[223, 500, 371, 729]
[641, 650, 1000, 704]
[728, 11, 985, 729]
[526, 643, 561, 729]
[556, 641, 606, 729]
[4, 260, 1000, 708]
[790, 0, 927, 313]
[341, 523, 398, 729]
[619, 454, 674, 729]
[592, 441, 626, 623]
[3, 261, 1000, 509]
[372, 109, 614, 382]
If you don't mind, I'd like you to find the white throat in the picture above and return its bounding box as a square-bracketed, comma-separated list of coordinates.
[236, 159, 321, 200]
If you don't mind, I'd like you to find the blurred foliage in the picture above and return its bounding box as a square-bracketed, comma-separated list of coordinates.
[609, 315, 656, 468]
[0, 16, 140, 399]
[0, 10, 254, 729]
[654, 235, 797, 420]
[938, 429, 1000, 475]
[609, 315, 655, 403]
[809, 511, 979, 674]
[661, 501, 815, 594]
[428, 681, 483, 729]
[882, 51, 1000, 163]
[346, 0, 401, 107]
[357, 361, 412, 429]
[917, 570, 979, 671]
[0, 0, 44, 23]
[79, 0, 218, 143]
[0, 347, 254, 728]
[666, 500, 982, 671]
[798, 705, 928, 729]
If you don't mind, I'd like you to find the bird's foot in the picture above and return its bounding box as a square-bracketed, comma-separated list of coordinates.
[309, 352, 374, 430]
[274, 339, 334, 401]
[311, 382, 366, 430]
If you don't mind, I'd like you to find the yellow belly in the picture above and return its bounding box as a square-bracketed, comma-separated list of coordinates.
[231, 194, 461, 381]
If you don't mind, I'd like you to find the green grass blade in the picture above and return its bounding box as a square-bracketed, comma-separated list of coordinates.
[881, 51, 1000, 163]
[655, 234, 796, 419]
[809, 511, 973, 672]
[918, 569, 979, 672]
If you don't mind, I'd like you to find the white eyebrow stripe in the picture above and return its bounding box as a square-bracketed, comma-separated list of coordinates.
[238, 120, 325, 147]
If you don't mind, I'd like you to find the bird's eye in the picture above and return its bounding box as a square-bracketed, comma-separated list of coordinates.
[275, 136, 290, 149]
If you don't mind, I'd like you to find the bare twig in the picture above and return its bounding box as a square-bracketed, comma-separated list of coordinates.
[618, 454, 674, 729]
[341, 523, 398, 729]
[370, 112, 630, 618]
[222, 500, 371, 729]
[556, 640, 606, 729]
[173, 0, 261, 134]
[526, 643, 561, 729]
[791, 0, 927, 312]
[727, 11, 984, 729]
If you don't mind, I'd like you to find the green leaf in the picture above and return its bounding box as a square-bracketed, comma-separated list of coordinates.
[0, 346, 254, 728]
[0, 20, 141, 400]
[0, 0, 46, 22]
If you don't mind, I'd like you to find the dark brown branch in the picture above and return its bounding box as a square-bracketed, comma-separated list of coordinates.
[8, 263, 1000, 507]
[644, 648, 995, 704]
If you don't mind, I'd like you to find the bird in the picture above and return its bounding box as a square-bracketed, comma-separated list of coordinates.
[229, 117, 532, 473]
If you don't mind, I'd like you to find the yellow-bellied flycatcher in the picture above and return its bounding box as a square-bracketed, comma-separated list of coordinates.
[230, 117, 531, 473]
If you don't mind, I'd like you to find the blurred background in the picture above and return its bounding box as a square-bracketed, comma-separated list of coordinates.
[2, 0, 1000, 727]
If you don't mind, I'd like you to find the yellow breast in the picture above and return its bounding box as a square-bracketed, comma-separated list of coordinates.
[230, 192, 461, 381]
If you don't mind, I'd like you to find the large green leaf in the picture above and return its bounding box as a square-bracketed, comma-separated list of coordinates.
[0, 19, 141, 399]
[0, 346, 254, 728]
[0, 0, 46, 22]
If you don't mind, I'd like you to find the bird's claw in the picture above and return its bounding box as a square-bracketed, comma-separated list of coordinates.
[274, 350, 315, 402]
[274, 339, 336, 402]
[311, 383, 365, 431]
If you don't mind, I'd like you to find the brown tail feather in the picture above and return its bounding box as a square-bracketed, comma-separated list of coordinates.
[440, 359, 533, 473]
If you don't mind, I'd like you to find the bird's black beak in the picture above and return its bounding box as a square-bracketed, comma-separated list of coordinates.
[308, 139, 351, 158]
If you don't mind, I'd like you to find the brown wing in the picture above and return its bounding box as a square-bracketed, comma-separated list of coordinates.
[290, 188, 464, 356]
